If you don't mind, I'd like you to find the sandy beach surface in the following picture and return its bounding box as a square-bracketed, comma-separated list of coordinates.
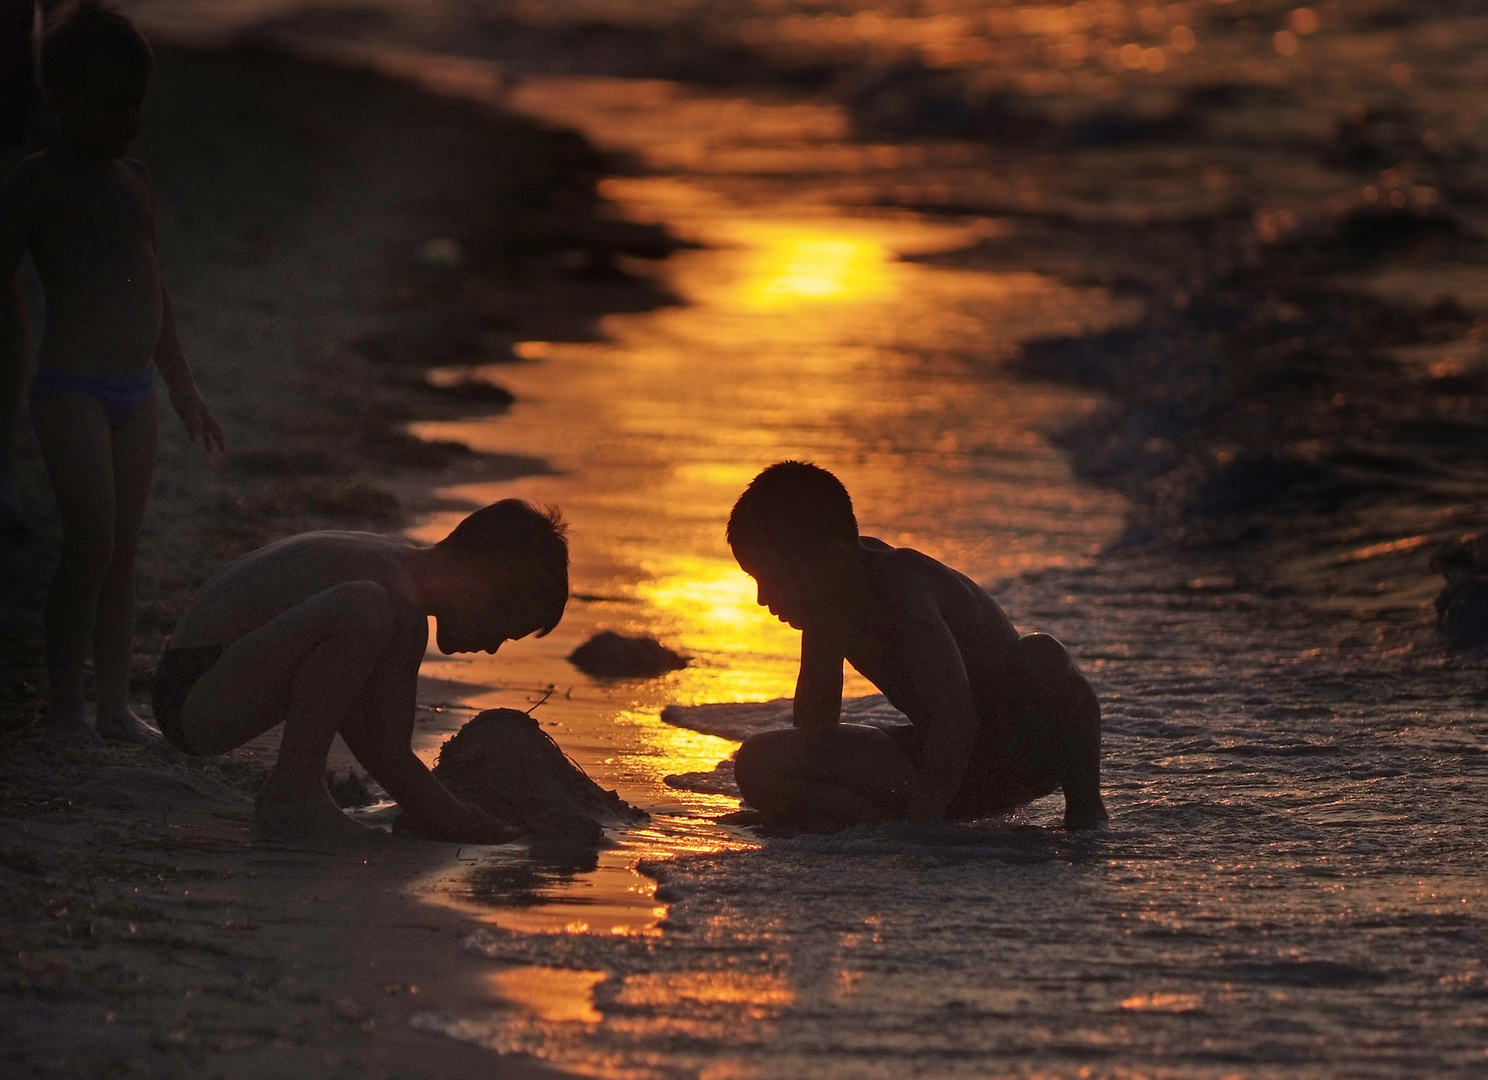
[0, 42, 666, 1079]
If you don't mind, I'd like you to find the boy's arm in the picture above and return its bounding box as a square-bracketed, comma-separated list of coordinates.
[336, 616, 514, 843]
[888, 598, 981, 822]
[792, 627, 844, 733]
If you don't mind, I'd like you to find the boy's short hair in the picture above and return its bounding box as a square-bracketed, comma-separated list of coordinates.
[438, 500, 569, 635]
[727, 461, 858, 557]
[41, 0, 155, 98]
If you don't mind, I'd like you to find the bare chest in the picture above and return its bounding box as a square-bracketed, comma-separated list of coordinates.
[33, 166, 154, 276]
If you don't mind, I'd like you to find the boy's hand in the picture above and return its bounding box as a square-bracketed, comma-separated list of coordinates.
[460, 802, 523, 844]
[169, 387, 226, 452]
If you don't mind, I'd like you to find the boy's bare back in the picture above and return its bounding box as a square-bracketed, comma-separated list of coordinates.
[170, 533, 428, 652]
[814, 538, 1024, 728]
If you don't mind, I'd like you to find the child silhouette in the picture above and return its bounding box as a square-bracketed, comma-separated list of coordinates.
[0, 2, 224, 743]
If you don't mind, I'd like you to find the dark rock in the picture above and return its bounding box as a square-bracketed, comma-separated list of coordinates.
[568, 631, 689, 678]
[1432, 534, 1488, 652]
[422, 375, 516, 407]
[1186, 454, 1331, 518]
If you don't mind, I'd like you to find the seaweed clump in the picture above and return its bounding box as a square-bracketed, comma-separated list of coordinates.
[569, 631, 689, 677]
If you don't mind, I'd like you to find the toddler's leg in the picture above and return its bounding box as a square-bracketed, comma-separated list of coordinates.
[32, 394, 116, 743]
[94, 398, 160, 742]
[1014, 633, 1108, 829]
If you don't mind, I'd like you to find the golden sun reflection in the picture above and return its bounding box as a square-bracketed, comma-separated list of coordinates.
[733, 227, 895, 311]
[489, 967, 606, 1024]
[633, 554, 804, 703]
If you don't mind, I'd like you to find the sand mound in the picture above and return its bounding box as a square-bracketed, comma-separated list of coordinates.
[404, 709, 646, 846]
[71, 766, 252, 815]
[569, 631, 689, 677]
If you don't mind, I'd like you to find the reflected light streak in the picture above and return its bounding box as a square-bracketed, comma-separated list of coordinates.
[632, 555, 810, 704]
[733, 227, 895, 311]
[618, 972, 794, 1015]
[489, 967, 606, 1024]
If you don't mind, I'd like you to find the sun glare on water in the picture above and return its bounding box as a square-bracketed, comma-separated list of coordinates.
[733, 227, 895, 311]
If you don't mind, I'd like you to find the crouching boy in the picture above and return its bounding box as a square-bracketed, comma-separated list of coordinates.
[727, 462, 1108, 832]
[153, 500, 568, 845]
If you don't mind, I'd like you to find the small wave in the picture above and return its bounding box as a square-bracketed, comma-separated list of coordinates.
[660, 694, 907, 741]
[775, 819, 1062, 862]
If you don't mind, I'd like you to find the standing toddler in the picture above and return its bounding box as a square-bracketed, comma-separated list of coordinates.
[0, 1, 224, 743]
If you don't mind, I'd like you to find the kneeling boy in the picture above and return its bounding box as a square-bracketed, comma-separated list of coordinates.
[727, 462, 1108, 832]
[153, 500, 569, 845]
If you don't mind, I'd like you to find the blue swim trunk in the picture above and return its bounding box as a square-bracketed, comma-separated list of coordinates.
[28, 364, 156, 430]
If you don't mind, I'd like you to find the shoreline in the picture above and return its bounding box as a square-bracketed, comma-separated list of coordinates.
[0, 41, 675, 1078]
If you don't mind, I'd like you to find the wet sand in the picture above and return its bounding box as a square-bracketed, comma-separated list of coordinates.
[0, 42, 669, 1079]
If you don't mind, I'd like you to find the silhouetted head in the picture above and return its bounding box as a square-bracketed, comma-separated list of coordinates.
[429, 500, 570, 652]
[41, 1, 155, 158]
[727, 462, 858, 628]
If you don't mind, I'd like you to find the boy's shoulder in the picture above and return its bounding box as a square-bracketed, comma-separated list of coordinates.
[858, 537, 994, 610]
[215, 531, 421, 600]
[859, 536, 956, 581]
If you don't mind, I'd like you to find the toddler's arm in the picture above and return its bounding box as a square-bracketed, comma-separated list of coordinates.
[131, 160, 224, 452]
[153, 288, 225, 451]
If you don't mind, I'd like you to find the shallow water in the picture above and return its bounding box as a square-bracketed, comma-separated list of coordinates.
[135, 2, 1488, 1076]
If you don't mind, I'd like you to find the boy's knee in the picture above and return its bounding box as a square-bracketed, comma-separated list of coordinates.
[733, 730, 790, 805]
[1017, 633, 1099, 722]
[1016, 632, 1074, 676]
[733, 734, 768, 793]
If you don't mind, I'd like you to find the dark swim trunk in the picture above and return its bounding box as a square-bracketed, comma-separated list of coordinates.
[151, 646, 224, 755]
[29, 363, 156, 430]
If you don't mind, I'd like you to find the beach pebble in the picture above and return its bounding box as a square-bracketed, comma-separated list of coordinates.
[416, 236, 465, 271]
[569, 631, 689, 678]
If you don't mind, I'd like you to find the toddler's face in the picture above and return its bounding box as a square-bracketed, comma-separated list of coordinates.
[55, 61, 148, 158]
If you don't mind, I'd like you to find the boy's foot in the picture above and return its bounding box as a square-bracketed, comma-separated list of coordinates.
[255, 790, 378, 849]
[1063, 793, 1109, 831]
[40, 705, 103, 746]
[97, 705, 162, 744]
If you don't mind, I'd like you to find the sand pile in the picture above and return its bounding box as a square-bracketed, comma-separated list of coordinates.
[401, 709, 646, 847]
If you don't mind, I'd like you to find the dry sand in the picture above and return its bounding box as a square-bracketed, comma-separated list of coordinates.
[0, 43, 673, 1079]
